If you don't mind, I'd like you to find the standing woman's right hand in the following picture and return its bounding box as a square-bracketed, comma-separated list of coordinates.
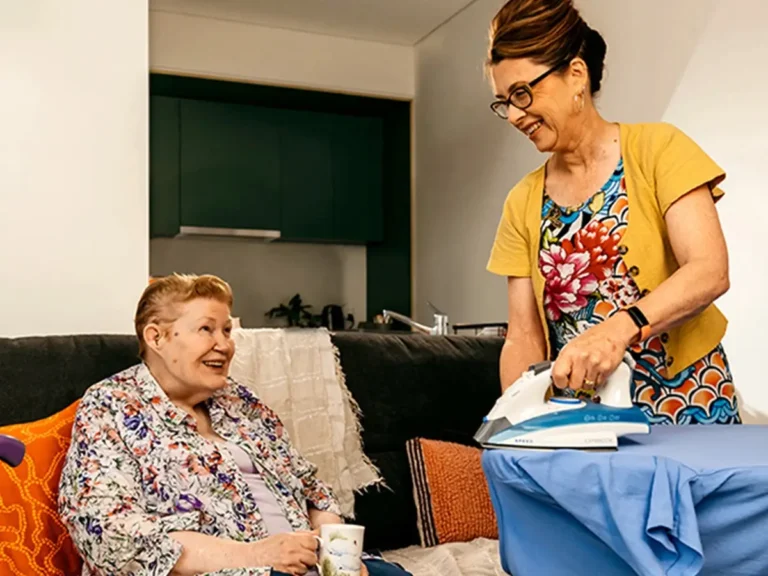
[248, 531, 320, 575]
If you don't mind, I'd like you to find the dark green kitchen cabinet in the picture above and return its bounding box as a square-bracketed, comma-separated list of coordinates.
[278, 110, 335, 242]
[330, 114, 384, 243]
[149, 93, 385, 244]
[279, 110, 384, 244]
[149, 96, 180, 237]
[179, 99, 281, 232]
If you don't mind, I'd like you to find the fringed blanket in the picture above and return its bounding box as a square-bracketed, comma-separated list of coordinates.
[229, 328, 382, 517]
[382, 538, 505, 576]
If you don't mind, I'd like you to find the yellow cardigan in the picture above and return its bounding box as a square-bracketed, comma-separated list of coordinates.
[487, 122, 727, 378]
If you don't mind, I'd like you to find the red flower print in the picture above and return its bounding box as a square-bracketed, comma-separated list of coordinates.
[599, 277, 640, 308]
[565, 220, 620, 281]
[540, 243, 599, 321]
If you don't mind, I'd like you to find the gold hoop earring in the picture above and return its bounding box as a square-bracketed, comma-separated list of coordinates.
[573, 93, 582, 113]
[573, 87, 586, 113]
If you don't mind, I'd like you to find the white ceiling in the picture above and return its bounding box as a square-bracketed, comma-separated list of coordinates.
[149, 0, 478, 45]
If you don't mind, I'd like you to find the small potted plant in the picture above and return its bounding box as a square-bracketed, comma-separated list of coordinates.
[265, 294, 322, 328]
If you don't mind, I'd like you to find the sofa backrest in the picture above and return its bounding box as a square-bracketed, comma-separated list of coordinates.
[0, 334, 140, 425]
[0, 332, 503, 552]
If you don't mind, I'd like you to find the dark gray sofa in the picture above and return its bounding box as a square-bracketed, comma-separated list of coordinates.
[0, 332, 503, 553]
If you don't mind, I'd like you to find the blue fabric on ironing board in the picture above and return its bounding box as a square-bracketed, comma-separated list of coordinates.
[481, 425, 768, 576]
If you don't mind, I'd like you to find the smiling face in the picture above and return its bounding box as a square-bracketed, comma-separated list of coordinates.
[490, 57, 589, 153]
[145, 297, 235, 404]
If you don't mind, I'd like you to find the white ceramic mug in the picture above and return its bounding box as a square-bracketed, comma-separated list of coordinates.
[316, 523, 365, 576]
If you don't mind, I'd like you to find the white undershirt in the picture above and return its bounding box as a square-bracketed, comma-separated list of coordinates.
[219, 441, 294, 536]
[218, 441, 320, 575]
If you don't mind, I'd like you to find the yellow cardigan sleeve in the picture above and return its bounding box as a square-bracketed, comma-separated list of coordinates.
[651, 123, 726, 215]
[487, 183, 532, 277]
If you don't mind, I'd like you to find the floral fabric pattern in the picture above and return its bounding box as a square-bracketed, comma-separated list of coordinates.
[58, 363, 341, 576]
[539, 158, 740, 425]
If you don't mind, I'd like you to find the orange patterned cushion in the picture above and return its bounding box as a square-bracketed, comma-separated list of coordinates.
[405, 438, 497, 547]
[0, 401, 83, 575]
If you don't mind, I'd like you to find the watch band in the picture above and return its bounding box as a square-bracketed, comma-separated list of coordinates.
[625, 305, 651, 342]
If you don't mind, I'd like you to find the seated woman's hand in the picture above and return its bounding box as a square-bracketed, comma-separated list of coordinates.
[308, 507, 343, 529]
[249, 531, 319, 575]
[552, 313, 637, 392]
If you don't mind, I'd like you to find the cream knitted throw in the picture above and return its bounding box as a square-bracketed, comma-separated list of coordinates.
[382, 538, 504, 576]
[229, 328, 382, 518]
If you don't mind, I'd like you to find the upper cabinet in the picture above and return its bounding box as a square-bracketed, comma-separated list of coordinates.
[180, 99, 282, 233]
[330, 114, 383, 244]
[278, 109, 335, 242]
[149, 95, 384, 244]
[149, 96, 180, 238]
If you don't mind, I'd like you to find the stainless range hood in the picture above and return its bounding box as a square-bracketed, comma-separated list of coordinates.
[176, 226, 281, 242]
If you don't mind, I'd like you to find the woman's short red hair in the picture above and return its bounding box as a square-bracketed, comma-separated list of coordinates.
[135, 274, 233, 359]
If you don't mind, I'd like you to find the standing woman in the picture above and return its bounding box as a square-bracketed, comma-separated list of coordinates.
[485, 0, 740, 424]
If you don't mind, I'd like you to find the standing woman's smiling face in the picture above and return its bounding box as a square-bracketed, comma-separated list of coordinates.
[490, 56, 591, 154]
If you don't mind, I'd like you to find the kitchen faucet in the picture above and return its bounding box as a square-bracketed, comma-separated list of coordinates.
[382, 302, 449, 336]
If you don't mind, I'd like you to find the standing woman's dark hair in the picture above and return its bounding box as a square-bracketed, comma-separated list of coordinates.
[487, 0, 607, 95]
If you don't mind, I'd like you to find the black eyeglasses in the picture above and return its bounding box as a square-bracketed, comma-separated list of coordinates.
[490, 61, 568, 119]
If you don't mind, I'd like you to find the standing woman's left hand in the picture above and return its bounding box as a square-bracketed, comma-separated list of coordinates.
[551, 312, 638, 392]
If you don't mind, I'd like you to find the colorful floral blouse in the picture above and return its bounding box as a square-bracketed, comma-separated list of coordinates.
[539, 158, 741, 425]
[58, 363, 341, 576]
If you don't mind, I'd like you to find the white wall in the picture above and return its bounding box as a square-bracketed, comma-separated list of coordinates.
[150, 10, 415, 99]
[659, 1, 768, 424]
[0, 1, 149, 337]
[150, 237, 366, 328]
[414, 0, 768, 421]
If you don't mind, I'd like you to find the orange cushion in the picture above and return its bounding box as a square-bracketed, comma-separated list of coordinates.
[405, 438, 497, 547]
[0, 401, 83, 575]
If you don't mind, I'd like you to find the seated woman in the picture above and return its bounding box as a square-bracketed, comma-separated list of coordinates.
[58, 273, 410, 576]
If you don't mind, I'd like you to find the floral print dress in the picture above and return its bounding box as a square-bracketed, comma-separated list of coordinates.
[539, 158, 741, 425]
[58, 363, 341, 576]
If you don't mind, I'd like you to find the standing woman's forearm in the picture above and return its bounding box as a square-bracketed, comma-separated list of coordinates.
[628, 259, 728, 338]
[624, 186, 729, 338]
[500, 330, 546, 391]
[500, 277, 548, 391]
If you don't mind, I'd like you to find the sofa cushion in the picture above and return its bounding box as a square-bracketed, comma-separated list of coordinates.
[0, 335, 138, 426]
[406, 438, 497, 547]
[0, 400, 83, 576]
[352, 449, 420, 552]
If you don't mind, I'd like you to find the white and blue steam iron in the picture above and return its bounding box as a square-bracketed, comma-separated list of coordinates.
[474, 354, 650, 450]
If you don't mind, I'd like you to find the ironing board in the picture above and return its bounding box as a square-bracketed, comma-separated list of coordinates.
[482, 425, 768, 576]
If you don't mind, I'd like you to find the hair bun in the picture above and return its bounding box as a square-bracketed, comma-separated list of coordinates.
[582, 25, 607, 93]
[487, 0, 608, 95]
